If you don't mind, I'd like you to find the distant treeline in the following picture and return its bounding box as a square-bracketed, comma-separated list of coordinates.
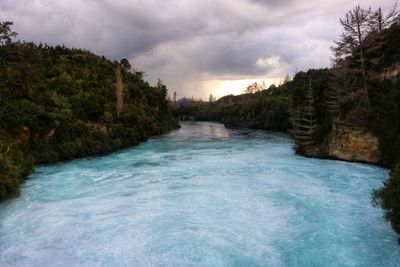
[173, 71, 328, 134]
[0, 22, 179, 200]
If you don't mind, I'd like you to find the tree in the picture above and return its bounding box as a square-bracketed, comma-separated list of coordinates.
[0, 21, 17, 45]
[245, 81, 267, 94]
[328, 64, 355, 105]
[331, 6, 372, 113]
[283, 74, 292, 84]
[173, 91, 177, 103]
[156, 79, 168, 104]
[209, 93, 215, 102]
[19, 43, 42, 97]
[156, 78, 162, 88]
[120, 58, 131, 73]
[368, 1, 400, 33]
[0, 21, 19, 85]
[290, 79, 317, 150]
[325, 81, 340, 117]
[373, 163, 400, 244]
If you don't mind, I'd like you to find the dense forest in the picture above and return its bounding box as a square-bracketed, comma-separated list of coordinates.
[0, 22, 179, 200]
[174, 4, 400, 240]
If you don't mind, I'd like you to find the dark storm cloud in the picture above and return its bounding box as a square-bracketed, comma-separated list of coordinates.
[0, 0, 395, 98]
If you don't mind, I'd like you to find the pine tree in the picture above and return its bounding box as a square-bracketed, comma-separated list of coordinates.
[209, 93, 215, 102]
[0, 21, 17, 45]
[365, 3, 400, 79]
[330, 3, 400, 125]
[368, 2, 400, 33]
[331, 6, 372, 113]
[290, 79, 317, 150]
[325, 83, 340, 117]
[326, 68, 344, 117]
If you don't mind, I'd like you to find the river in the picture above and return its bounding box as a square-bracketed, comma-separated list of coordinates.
[0, 121, 398, 266]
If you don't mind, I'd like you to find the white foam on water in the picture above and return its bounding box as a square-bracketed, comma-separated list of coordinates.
[0, 122, 398, 267]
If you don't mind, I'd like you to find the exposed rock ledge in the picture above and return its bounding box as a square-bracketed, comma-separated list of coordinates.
[324, 122, 379, 164]
[306, 122, 380, 164]
[381, 62, 400, 81]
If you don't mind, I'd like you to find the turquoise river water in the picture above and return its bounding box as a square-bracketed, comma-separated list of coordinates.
[0, 122, 399, 266]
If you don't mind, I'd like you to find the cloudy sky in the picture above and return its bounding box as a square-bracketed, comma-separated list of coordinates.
[0, 0, 395, 99]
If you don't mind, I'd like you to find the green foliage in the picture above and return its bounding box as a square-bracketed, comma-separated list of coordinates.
[120, 58, 132, 73]
[370, 78, 400, 167]
[0, 33, 179, 201]
[0, 145, 34, 200]
[290, 69, 333, 146]
[0, 21, 17, 45]
[373, 164, 400, 241]
[379, 22, 400, 68]
[290, 80, 317, 151]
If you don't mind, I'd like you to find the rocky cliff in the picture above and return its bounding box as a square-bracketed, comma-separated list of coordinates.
[321, 61, 400, 165]
[381, 62, 400, 81]
[318, 122, 380, 164]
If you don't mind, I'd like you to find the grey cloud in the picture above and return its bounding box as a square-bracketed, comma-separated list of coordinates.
[247, 0, 299, 8]
[0, 0, 396, 98]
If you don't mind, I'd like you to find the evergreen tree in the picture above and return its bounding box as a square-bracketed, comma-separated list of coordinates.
[120, 58, 131, 73]
[173, 91, 177, 103]
[0, 21, 17, 45]
[325, 78, 340, 117]
[368, 2, 400, 33]
[290, 79, 317, 150]
[331, 6, 372, 114]
[373, 163, 400, 244]
[209, 93, 215, 102]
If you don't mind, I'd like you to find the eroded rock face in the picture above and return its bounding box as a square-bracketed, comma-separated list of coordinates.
[326, 123, 379, 164]
[381, 62, 400, 81]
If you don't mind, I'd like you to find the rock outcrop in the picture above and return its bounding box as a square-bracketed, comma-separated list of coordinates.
[381, 62, 400, 81]
[323, 122, 380, 164]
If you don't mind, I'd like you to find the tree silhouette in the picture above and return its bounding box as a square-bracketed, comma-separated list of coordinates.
[0, 21, 17, 45]
[290, 79, 317, 150]
[368, 1, 400, 32]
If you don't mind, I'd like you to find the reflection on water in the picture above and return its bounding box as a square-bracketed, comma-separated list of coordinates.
[167, 121, 230, 141]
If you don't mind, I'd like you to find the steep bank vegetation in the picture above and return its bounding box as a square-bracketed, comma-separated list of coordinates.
[373, 164, 400, 242]
[0, 22, 179, 200]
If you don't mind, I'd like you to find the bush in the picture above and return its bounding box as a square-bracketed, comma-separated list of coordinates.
[373, 164, 400, 241]
[0, 146, 34, 200]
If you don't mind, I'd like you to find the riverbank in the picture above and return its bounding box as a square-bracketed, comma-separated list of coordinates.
[0, 122, 180, 202]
